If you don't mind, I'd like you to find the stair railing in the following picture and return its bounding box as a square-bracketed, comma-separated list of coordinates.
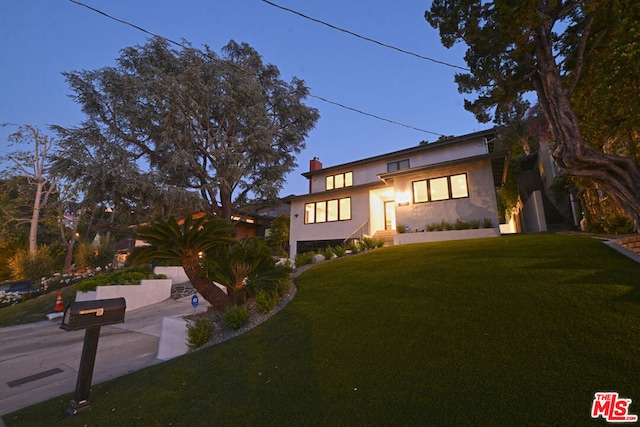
[343, 220, 369, 244]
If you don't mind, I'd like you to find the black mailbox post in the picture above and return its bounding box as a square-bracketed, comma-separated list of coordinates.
[60, 298, 126, 417]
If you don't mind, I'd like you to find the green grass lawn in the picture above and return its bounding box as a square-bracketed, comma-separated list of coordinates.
[4, 233, 640, 426]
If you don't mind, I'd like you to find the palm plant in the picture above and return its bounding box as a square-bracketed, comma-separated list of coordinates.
[130, 213, 235, 310]
[204, 237, 291, 305]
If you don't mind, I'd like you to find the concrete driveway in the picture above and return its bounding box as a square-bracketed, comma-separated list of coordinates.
[0, 296, 209, 419]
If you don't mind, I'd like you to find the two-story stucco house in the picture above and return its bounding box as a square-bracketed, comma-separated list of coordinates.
[287, 128, 509, 258]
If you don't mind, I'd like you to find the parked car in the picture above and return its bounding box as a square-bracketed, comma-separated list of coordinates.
[0, 280, 36, 295]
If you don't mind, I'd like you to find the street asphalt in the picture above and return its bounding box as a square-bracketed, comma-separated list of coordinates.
[0, 295, 210, 421]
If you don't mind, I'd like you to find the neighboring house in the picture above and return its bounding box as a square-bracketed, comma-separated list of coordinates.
[288, 128, 509, 258]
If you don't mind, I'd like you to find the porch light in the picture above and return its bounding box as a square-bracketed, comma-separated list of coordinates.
[396, 191, 411, 206]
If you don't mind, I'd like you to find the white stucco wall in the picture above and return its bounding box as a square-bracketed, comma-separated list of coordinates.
[308, 139, 489, 194]
[393, 160, 499, 231]
[289, 188, 373, 258]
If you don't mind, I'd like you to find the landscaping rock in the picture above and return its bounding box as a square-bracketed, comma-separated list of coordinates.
[311, 254, 326, 264]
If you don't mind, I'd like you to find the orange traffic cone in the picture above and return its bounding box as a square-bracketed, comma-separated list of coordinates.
[54, 292, 65, 312]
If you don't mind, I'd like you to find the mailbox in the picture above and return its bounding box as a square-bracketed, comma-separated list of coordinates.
[61, 298, 126, 331]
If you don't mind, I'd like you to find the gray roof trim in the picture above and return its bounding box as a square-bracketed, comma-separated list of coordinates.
[302, 128, 497, 178]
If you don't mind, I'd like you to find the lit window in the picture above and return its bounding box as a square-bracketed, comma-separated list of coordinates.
[326, 176, 334, 191]
[325, 171, 353, 190]
[430, 177, 449, 201]
[304, 197, 352, 223]
[339, 198, 351, 220]
[305, 203, 315, 223]
[411, 173, 470, 203]
[413, 181, 428, 203]
[451, 174, 468, 198]
[344, 172, 353, 187]
[316, 201, 327, 222]
[327, 199, 339, 221]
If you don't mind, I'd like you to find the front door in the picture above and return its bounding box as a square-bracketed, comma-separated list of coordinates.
[384, 201, 396, 231]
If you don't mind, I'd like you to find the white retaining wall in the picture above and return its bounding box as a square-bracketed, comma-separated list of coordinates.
[394, 228, 500, 246]
[75, 279, 173, 311]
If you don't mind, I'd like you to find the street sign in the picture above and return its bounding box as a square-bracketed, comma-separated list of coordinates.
[191, 294, 199, 308]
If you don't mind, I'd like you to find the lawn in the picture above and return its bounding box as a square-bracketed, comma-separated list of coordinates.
[3, 234, 640, 425]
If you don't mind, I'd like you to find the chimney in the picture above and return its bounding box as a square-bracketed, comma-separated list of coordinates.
[310, 157, 322, 172]
[309, 157, 322, 193]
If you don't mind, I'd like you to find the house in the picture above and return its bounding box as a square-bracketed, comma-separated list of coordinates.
[288, 128, 509, 258]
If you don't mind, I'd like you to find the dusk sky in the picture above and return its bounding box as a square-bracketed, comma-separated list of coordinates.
[1, 0, 489, 196]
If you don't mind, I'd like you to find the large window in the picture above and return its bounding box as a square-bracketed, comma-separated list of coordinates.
[413, 173, 468, 203]
[387, 159, 410, 172]
[305, 197, 352, 223]
[326, 171, 353, 190]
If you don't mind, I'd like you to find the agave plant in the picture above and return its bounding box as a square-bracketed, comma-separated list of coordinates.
[130, 213, 236, 310]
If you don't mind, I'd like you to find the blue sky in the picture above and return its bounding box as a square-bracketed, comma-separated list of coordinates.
[1, 0, 487, 196]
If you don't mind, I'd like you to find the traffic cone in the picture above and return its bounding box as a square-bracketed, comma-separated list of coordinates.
[54, 292, 65, 312]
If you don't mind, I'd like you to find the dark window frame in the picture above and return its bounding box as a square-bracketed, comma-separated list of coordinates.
[412, 173, 469, 204]
[304, 197, 352, 224]
[326, 171, 353, 191]
[387, 159, 410, 173]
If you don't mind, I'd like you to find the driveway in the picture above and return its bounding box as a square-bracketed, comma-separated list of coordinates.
[0, 296, 210, 418]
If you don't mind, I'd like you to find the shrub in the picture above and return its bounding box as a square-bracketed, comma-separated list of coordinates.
[321, 246, 334, 259]
[223, 305, 250, 330]
[454, 218, 471, 230]
[482, 218, 494, 228]
[346, 239, 361, 253]
[469, 220, 481, 229]
[8, 246, 56, 280]
[333, 245, 347, 257]
[396, 225, 406, 233]
[443, 220, 455, 231]
[360, 237, 376, 250]
[294, 251, 314, 268]
[75, 267, 166, 292]
[186, 317, 212, 350]
[275, 274, 291, 296]
[255, 289, 279, 314]
[375, 238, 385, 248]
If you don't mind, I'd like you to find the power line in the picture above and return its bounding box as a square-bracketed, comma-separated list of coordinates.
[260, 0, 470, 72]
[68, 0, 446, 137]
[308, 94, 442, 135]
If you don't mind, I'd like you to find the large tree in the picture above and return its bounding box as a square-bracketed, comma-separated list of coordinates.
[426, 0, 640, 231]
[1, 125, 60, 258]
[59, 38, 319, 220]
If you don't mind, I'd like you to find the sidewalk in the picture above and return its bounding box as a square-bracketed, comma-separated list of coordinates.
[0, 295, 210, 420]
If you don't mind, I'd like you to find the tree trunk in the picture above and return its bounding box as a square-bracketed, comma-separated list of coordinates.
[182, 257, 231, 310]
[220, 187, 233, 220]
[60, 208, 81, 274]
[29, 181, 44, 260]
[533, 23, 640, 231]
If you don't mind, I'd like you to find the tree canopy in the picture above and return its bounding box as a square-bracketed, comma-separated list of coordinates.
[426, 0, 640, 230]
[57, 38, 319, 220]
